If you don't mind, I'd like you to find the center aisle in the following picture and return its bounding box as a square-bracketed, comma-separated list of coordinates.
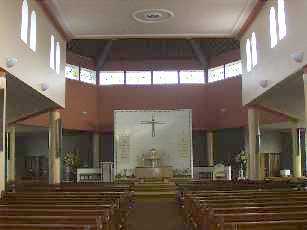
[127, 197, 185, 230]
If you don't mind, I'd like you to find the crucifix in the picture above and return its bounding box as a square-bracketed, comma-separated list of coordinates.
[140, 114, 167, 137]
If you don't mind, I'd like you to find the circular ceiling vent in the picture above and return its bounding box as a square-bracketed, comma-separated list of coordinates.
[132, 9, 174, 23]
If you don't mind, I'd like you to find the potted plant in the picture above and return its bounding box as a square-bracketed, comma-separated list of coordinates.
[63, 151, 81, 182]
[235, 150, 248, 179]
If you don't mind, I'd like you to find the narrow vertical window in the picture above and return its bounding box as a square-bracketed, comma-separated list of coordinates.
[246, 39, 252, 72]
[55, 42, 61, 74]
[50, 35, 55, 69]
[20, 0, 29, 44]
[278, 0, 287, 40]
[29, 11, 36, 51]
[251, 32, 258, 67]
[269, 7, 278, 48]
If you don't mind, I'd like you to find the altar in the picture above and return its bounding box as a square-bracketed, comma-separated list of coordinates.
[135, 166, 173, 179]
[135, 148, 173, 179]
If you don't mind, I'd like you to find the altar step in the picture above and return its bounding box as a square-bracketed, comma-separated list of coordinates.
[133, 181, 177, 198]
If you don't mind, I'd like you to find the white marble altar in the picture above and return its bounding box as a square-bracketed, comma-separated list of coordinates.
[135, 166, 173, 179]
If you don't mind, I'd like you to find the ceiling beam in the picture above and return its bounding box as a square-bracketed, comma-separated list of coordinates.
[37, 0, 71, 41]
[96, 40, 114, 71]
[237, 0, 267, 38]
[189, 39, 209, 82]
[189, 39, 208, 68]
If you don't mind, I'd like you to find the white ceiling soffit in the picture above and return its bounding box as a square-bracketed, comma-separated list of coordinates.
[48, 0, 257, 39]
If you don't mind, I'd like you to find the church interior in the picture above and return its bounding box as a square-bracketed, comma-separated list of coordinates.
[1, 0, 307, 229]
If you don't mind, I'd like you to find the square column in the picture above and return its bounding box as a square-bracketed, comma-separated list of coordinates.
[48, 110, 61, 184]
[92, 133, 100, 168]
[303, 72, 307, 176]
[206, 131, 214, 166]
[291, 127, 302, 177]
[7, 126, 15, 182]
[0, 72, 6, 193]
[248, 108, 260, 180]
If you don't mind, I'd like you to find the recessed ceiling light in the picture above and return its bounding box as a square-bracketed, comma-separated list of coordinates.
[132, 9, 174, 23]
[81, 111, 88, 115]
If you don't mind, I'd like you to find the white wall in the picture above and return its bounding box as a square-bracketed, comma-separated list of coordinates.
[241, 0, 307, 105]
[114, 110, 193, 176]
[0, 0, 66, 107]
[260, 131, 283, 153]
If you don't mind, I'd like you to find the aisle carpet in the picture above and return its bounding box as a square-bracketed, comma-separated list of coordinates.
[127, 198, 185, 230]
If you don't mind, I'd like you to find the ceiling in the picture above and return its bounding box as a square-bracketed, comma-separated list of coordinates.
[68, 38, 240, 61]
[15, 125, 48, 136]
[256, 71, 305, 122]
[0, 74, 59, 124]
[46, 0, 257, 39]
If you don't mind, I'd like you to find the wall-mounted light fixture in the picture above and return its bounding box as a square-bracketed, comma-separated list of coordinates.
[291, 51, 304, 63]
[259, 79, 269, 88]
[39, 83, 49, 91]
[6, 57, 18, 68]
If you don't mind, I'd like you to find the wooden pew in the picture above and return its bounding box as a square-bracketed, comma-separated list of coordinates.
[218, 219, 307, 230]
[1, 184, 133, 230]
[179, 181, 307, 230]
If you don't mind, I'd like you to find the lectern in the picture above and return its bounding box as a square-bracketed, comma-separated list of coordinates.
[100, 161, 114, 182]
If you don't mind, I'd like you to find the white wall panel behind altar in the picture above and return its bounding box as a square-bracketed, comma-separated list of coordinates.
[240, 0, 307, 105]
[0, 0, 66, 107]
[114, 110, 193, 176]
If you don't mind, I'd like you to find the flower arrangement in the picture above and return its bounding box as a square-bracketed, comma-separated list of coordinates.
[235, 150, 248, 178]
[63, 151, 81, 169]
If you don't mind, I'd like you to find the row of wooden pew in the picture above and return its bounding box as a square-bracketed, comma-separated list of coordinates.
[0, 182, 133, 230]
[178, 180, 307, 230]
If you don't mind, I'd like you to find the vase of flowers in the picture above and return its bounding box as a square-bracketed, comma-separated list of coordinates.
[63, 151, 81, 182]
[235, 150, 248, 179]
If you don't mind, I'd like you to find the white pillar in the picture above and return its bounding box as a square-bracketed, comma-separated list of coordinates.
[0, 72, 6, 193]
[49, 110, 61, 184]
[248, 108, 259, 180]
[93, 133, 100, 168]
[7, 126, 15, 182]
[291, 127, 302, 177]
[206, 132, 214, 166]
[303, 72, 307, 176]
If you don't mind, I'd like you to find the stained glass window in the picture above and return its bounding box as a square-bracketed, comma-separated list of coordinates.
[208, 66, 224, 83]
[179, 70, 205, 84]
[49, 35, 55, 69]
[153, 71, 178, 84]
[251, 32, 258, 67]
[65, 65, 79, 80]
[278, 0, 287, 40]
[225, 60, 242, 78]
[55, 42, 61, 74]
[126, 71, 151, 85]
[29, 11, 36, 51]
[100, 71, 125, 85]
[246, 39, 252, 72]
[270, 7, 278, 48]
[21, 0, 28, 44]
[80, 68, 96, 84]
